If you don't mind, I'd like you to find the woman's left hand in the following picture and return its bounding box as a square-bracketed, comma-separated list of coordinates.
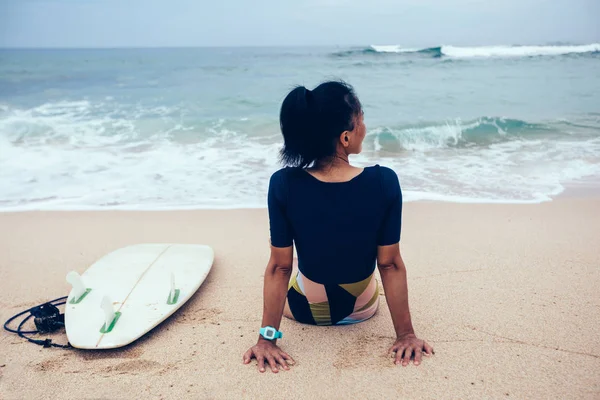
[389, 333, 434, 366]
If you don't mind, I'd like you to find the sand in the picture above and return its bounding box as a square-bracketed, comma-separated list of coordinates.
[1, 199, 599, 399]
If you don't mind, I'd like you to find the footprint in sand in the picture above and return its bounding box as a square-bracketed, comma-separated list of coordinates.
[33, 357, 67, 372]
[80, 346, 143, 361]
[104, 359, 162, 374]
[179, 307, 223, 325]
[332, 334, 395, 369]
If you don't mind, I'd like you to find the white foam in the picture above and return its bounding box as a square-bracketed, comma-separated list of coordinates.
[370, 45, 419, 53]
[0, 101, 281, 210]
[361, 137, 600, 204]
[2, 101, 600, 209]
[392, 122, 464, 151]
[368, 118, 495, 151]
[368, 43, 600, 58]
[441, 44, 600, 58]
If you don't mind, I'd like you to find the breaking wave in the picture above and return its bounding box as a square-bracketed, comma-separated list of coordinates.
[333, 43, 600, 58]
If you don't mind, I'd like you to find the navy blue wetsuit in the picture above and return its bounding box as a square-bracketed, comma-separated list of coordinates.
[267, 165, 402, 325]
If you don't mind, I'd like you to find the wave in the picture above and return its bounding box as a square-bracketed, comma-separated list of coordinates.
[442, 44, 600, 58]
[370, 117, 553, 151]
[2, 102, 595, 154]
[2, 102, 600, 209]
[370, 45, 443, 57]
[332, 46, 442, 58]
[0, 100, 282, 211]
[333, 43, 600, 58]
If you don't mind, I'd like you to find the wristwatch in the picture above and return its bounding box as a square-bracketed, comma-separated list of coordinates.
[260, 325, 283, 340]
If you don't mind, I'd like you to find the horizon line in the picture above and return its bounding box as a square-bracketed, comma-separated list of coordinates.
[1, 41, 598, 51]
[0, 44, 357, 51]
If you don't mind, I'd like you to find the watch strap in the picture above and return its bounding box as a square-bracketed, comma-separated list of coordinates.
[259, 326, 282, 340]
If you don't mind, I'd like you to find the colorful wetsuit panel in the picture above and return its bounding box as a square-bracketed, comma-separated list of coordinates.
[286, 270, 379, 325]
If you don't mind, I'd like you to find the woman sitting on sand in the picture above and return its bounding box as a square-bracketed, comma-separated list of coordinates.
[243, 81, 433, 373]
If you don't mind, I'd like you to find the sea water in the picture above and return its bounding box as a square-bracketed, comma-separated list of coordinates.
[1, 44, 599, 210]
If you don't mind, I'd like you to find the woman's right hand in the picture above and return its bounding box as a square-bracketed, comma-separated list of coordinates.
[243, 338, 295, 373]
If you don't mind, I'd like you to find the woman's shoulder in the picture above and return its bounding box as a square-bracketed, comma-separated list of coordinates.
[367, 165, 400, 200]
[367, 164, 399, 183]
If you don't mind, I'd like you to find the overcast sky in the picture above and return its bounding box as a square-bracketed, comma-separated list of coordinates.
[1, 0, 598, 48]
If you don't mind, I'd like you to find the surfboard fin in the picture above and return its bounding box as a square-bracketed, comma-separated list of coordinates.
[167, 273, 180, 305]
[66, 271, 91, 304]
[99, 296, 121, 333]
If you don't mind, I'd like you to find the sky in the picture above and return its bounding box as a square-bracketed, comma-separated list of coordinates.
[1, 0, 598, 48]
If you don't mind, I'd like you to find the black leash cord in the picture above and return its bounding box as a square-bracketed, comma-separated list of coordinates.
[3, 296, 72, 349]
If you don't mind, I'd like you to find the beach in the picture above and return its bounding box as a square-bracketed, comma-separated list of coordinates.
[1, 198, 599, 399]
[2, 4, 600, 399]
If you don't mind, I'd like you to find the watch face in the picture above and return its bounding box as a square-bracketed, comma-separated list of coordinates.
[264, 327, 276, 339]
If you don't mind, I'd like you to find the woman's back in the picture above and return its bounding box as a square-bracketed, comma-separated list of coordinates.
[268, 164, 402, 285]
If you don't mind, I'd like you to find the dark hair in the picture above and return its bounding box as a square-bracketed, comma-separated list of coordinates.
[279, 80, 362, 168]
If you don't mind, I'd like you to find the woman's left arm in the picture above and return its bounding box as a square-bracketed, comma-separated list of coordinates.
[377, 243, 434, 366]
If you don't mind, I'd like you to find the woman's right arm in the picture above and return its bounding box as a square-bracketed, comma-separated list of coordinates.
[243, 170, 295, 372]
[242, 245, 296, 373]
[260, 245, 293, 338]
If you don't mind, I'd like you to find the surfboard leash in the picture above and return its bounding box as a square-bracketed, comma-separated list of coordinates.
[3, 296, 73, 349]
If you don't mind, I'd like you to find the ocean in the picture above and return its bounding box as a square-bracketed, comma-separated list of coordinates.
[1, 44, 599, 210]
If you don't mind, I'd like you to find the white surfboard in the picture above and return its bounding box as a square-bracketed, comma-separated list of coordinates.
[64, 243, 214, 349]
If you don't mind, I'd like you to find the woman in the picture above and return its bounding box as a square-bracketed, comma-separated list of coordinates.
[243, 81, 433, 373]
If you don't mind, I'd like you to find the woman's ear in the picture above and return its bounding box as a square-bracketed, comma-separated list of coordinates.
[339, 130, 350, 147]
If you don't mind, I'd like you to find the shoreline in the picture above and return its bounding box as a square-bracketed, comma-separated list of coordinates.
[1, 198, 599, 399]
[555, 175, 600, 199]
[2, 183, 599, 213]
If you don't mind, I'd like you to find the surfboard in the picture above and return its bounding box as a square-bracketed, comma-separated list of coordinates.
[64, 243, 214, 349]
